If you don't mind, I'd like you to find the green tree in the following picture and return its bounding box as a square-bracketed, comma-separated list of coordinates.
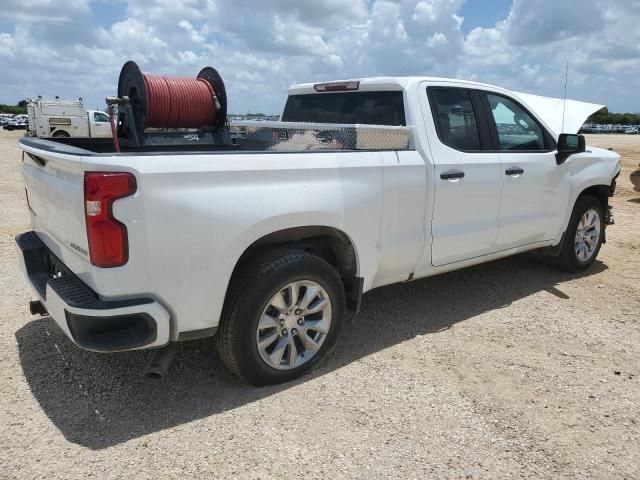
[588, 112, 640, 125]
[0, 103, 27, 114]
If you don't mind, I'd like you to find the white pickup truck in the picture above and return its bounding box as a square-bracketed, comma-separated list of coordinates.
[16, 77, 621, 385]
[26, 98, 112, 139]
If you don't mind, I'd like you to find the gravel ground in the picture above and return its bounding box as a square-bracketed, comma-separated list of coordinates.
[0, 130, 638, 479]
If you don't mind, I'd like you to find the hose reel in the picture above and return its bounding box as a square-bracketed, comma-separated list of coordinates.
[108, 61, 229, 149]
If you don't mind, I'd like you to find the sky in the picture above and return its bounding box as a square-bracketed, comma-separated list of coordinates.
[0, 0, 639, 114]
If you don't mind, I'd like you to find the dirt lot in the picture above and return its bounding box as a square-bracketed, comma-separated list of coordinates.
[0, 130, 638, 479]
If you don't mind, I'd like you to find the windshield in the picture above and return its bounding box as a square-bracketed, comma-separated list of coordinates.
[282, 91, 406, 126]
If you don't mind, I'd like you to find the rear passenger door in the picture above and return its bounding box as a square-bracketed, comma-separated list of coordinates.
[426, 86, 503, 266]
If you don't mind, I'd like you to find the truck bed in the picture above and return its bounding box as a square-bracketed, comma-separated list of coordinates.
[20, 121, 412, 156]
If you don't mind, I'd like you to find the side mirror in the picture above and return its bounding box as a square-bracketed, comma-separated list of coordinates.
[556, 133, 586, 165]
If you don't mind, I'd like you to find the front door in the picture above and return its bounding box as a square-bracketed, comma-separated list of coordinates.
[481, 93, 571, 250]
[92, 111, 112, 138]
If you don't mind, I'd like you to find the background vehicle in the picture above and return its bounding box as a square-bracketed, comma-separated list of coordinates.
[16, 75, 621, 385]
[26, 98, 112, 138]
[1, 113, 26, 127]
[3, 117, 28, 130]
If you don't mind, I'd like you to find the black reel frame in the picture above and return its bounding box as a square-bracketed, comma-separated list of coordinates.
[110, 61, 231, 149]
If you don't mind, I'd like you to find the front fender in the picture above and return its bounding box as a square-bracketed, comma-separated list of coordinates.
[554, 147, 621, 245]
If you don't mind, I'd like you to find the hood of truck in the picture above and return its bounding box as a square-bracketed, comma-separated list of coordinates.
[512, 91, 607, 136]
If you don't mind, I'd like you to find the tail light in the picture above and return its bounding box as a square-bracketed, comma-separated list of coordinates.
[84, 172, 136, 267]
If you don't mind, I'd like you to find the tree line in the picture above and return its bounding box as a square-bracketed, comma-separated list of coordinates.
[0, 100, 27, 114]
[587, 112, 640, 125]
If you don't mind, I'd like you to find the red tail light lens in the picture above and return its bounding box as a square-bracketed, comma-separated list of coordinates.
[84, 172, 136, 267]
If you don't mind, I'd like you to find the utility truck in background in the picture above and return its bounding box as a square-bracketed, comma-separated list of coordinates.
[15, 65, 622, 385]
[26, 98, 112, 139]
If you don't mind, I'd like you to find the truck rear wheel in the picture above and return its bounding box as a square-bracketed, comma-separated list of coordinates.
[551, 195, 604, 272]
[217, 249, 346, 385]
[52, 130, 70, 138]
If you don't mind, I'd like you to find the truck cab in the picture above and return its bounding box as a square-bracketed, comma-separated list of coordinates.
[88, 110, 112, 138]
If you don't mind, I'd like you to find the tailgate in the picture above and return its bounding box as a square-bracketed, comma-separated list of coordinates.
[21, 143, 91, 275]
[19, 137, 149, 300]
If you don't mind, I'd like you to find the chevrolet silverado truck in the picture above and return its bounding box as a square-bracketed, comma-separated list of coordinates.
[16, 77, 621, 385]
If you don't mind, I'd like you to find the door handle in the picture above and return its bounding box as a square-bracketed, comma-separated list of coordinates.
[440, 170, 465, 181]
[505, 167, 524, 176]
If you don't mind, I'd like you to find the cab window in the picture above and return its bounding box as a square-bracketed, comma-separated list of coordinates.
[429, 88, 482, 151]
[282, 91, 406, 126]
[485, 94, 545, 151]
[94, 112, 110, 123]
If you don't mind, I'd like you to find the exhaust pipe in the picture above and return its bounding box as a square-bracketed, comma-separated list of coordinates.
[144, 343, 176, 380]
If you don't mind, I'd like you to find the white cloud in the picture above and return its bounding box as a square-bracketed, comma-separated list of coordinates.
[463, 27, 514, 66]
[0, 0, 639, 113]
[501, 0, 604, 46]
[426, 32, 449, 48]
[0, 33, 15, 59]
[460, 0, 640, 108]
[0, 0, 90, 23]
[110, 19, 168, 49]
[413, 0, 463, 24]
[178, 20, 206, 44]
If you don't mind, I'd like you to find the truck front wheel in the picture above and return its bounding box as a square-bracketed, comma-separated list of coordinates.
[551, 195, 605, 272]
[217, 249, 346, 385]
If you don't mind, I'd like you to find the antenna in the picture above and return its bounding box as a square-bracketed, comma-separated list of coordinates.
[561, 61, 569, 133]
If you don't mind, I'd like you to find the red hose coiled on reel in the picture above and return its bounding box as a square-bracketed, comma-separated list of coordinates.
[143, 74, 217, 128]
[117, 61, 228, 134]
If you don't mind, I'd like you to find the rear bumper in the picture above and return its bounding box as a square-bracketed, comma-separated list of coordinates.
[16, 231, 170, 352]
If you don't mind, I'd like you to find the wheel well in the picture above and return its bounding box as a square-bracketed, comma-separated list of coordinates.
[233, 226, 362, 311]
[578, 184, 610, 210]
[536, 184, 612, 257]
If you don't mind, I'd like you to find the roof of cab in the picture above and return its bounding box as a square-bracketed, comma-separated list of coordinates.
[287, 76, 607, 136]
[287, 76, 510, 95]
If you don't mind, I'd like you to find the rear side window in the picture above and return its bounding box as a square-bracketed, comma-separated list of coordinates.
[485, 94, 545, 151]
[430, 88, 482, 151]
[282, 91, 406, 126]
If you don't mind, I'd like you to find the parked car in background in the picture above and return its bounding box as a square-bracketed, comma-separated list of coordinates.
[624, 127, 639, 134]
[0, 114, 16, 126]
[3, 118, 28, 131]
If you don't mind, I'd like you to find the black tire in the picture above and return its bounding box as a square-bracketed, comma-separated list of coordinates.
[52, 130, 70, 138]
[217, 249, 346, 385]
[551, 195, 604, 272]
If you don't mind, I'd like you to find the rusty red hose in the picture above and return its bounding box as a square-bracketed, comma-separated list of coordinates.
[108, 105, 120, 153]
[142, 73, 217, 128]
